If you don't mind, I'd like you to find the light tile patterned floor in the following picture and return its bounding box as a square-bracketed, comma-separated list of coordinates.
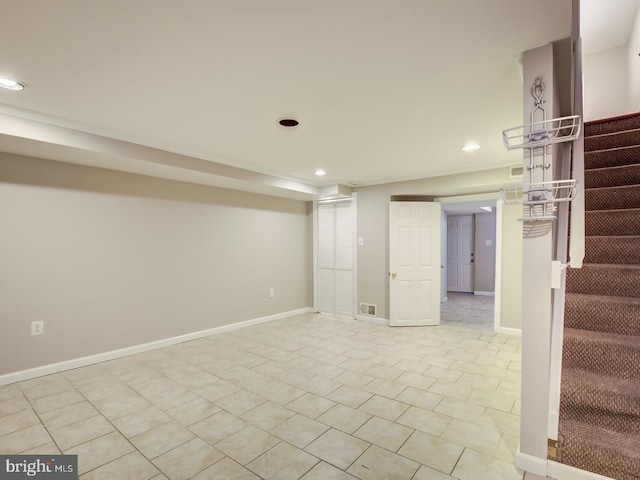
[0, 293, 545, 479]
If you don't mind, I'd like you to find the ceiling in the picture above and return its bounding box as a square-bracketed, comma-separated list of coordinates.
[0, 1, 576, 200]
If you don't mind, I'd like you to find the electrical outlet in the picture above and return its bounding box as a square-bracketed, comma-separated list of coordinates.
[31, 321, 44, 336]
[269, 288, 275, 298]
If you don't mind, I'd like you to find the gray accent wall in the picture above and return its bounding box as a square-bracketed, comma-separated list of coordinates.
[474, 212, 497, 293]
[0, 153, 312, 375]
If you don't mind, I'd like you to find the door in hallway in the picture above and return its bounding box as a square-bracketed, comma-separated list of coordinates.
[389, 201, 441, 326]
[447, 214, 474, 293]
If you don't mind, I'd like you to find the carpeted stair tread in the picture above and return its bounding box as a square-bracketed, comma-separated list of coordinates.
[585, 184, 640, 210]
[585, 129, 640, 152]
[585, 113, 640, 136]
[562, 328, 640, 380]
[585, 163, 640, 188]
[585, 145, 640, 170]
[558, 419, 640, 480]
[564, 293, 640, 336]
[566, 263, 640, 297]
[583, 236, 640, 264]
[585, 208, 640, 236]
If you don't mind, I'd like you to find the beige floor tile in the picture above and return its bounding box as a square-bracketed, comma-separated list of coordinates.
[216, 365, 257, 383]
[334, 370, 375, 388]
[0, 385, 23, 403]
[131, 421, 195, 459]
[395, 387, 443, 411]
[428, 379, 473, 400]
[358, 394, 410, 421]
[396, 406, 452, 436]
[215, 425, 280, 465]
[308, 362, 346, 379]
[316, 404, 371, 434]
[216, 389, 266, 416]
[50, 415, 115, 450]
[40, 401, 99, 430]
[305, 428, 369, 470]
[195, 379, 241, 402]
[300, 461, 358, 479]
[79, 382, 133, 403]
[441, 419, 510, 459]
[397, 431, 463, 475]
[468, 389, 516, 412]
[31, 389, 85, 414]
[134, 377, 179, 398]
[365, 364, 403, 381]
[0, 396, 30, 417]
[475, 408, 521, 436]
[20, 377, 75, 401]
[287, 393, 336, 418]
[192, 457, 259, 480]
[175, 371, 222, 389]
[347, 445, 419, 480]
[241, 401, 295, 431]
[248, 441, 319, 480]
[22, 441, 61, 455]
[298, 375, 342, 396]
[457, 372, 501, 391]
[112, 405, 172, 438]
[0, 424, 52, 454]
[395, 372, 436, 390]
[362, 378, 407, 399]
[93, 393, 152, 420]
[412, 464, 456, 479]
[147, 385, 199, 411]
[269, 414, 329, 448]
[353, 416, 413, 452]
[82, 451, 159, 480]
[451, 448, 521, 480]
[66, 431, 134, 475]
[260, 382, 306, 405]
[165, 397, 220, 427]
[327, 385, 373, 408]
[153, 438, 224, 480]
[0, 408, 41, 435]
[190, 410, 247, 445]
[434, 397, 486, 423]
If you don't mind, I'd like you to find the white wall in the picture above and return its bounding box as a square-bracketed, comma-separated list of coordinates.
[0, 153, 312, 376]
[583, 45, 630, 121]
[629, 4, 640, 112]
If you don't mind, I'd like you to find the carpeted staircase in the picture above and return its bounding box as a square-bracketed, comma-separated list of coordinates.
[558, 113, 640, 480]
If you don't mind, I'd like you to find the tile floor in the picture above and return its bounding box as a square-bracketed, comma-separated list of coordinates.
[0, 293, 551, 479]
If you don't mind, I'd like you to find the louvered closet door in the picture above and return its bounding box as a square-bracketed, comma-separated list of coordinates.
[318, 201, 354, 317]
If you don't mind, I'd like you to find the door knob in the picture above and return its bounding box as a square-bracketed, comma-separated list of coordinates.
[391, 273, 398, 279]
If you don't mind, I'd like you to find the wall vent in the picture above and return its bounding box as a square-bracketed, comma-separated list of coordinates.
[509, 165, 524, 178]
[359, 303, 377, 316]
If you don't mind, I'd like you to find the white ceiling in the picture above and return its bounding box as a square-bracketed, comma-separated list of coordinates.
[0, 1, 575, 199]
[581, 0, 639, 55]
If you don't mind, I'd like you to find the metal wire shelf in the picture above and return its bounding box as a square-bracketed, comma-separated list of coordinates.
[502, 115, 581, 151]
[500, 179, 578, 222]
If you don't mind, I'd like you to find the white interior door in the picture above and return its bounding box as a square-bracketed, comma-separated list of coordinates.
[389, 201, 441, 326]
[447, 214, 474, 293]
[318, 201, 354, 317]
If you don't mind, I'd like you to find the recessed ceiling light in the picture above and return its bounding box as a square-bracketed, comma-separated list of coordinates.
[0, 77, 25, 91]
[279, 118, 299, 127]
[315, 169, 326, 176]
[462, 143, 480, 152]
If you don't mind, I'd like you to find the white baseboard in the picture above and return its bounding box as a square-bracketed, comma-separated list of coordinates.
[355, 314, 389, 326]
[474, 291, 495, 296]
[516, 452, 616, 480]
[516, 451, 547, 476]
[497, 326, 522, 336]
[548, 461, 615, 480]
[0, 307, 313, 386]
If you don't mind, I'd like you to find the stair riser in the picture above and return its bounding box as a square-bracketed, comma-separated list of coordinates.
[564, 297, 640, 336]
[560, 406, 640, 435]
[583, 237, 640, 265]
[585, 114, 640, 136]
[566, 266, 640, 298]
[585, 209, 640, 236]
[562, 338, 640, 380]
[585, 130, 640, 152]
[585, 146, 640, 169]
[585, 185, 640, 210]
[585, 164, 640, 188]
[560, 383, 640, 422]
